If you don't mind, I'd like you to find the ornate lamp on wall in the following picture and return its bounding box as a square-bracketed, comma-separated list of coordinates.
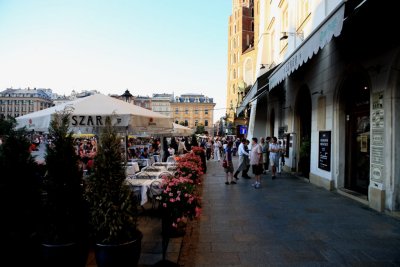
[280, 31, 304, 41]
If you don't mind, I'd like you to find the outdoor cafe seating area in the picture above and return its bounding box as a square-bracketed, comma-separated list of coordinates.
[125, 156, 177, 207]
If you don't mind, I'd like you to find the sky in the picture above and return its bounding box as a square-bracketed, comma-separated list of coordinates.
[0, 0, 231, 122]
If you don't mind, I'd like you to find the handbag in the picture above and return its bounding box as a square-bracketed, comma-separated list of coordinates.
[222, 159, 228, 168]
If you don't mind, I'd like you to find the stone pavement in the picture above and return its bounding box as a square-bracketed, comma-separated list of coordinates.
[178, 156, 400, 266]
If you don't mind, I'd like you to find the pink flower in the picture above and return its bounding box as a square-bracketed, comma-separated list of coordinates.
[159, 152, 202, 227]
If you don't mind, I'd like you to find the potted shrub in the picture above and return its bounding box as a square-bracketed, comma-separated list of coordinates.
[85, 117, 142, 267]
[40, 110, 89, 266]
[0, 118, 42, 265]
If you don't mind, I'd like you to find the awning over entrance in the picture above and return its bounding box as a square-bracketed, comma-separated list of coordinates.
[236, 65, 278, 115]
[236, 80, 257, 115]
[269, 1, 345, 90]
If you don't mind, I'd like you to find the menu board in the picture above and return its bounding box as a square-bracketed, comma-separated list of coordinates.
[318, 131, 331, 171]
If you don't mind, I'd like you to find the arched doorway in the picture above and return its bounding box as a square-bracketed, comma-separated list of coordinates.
[295, 86, 312, 178]
[341, 74, 371, 195]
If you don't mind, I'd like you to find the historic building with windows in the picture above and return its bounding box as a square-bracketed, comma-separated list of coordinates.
[226, 0, 259, 135]
[151, 93, 174, 118]
[133, 95, 151, 110]
[170, 94, 215, 135]
[0, 88, 52, 119]
[236, 0, 400, 213]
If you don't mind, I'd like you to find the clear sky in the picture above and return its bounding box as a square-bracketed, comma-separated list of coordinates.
[0, 0, 231, 122]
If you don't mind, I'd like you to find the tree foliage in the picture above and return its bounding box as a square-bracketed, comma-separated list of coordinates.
[41, 109, 87, 243]
[85, 116, 138, 244]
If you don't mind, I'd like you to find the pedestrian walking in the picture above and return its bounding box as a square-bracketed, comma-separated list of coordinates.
[234, 138, 241, 156]
[249, 137, 263, 188]
[263, 136, 271, 173]
[178, 137, 189, 155]
[260, 137, 268, 173]
[223, 141, 235, 185]
[277, 140, 285, 174]
[233, 139, 251, 179]
[269, 136, 280, 179]
[162, 136, 170, 162]
[242, 139, 251, 178]
[205, 138, 212, 160]
[213, 137, 221, 161]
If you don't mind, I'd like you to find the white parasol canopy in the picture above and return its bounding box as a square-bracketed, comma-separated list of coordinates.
[172, 123, 194, 136]
[16, 93, 174, 134]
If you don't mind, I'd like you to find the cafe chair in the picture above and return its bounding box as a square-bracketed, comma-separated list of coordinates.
[148, 180, 163, 210]
[158, 171, 173, 180]
[125, 165, 136, 178]
[166, 156, 176, 164]
[141, 166, 159, 174]
[135, 172, 151, 179]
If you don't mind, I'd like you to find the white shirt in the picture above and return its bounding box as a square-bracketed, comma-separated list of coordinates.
[223, 143, 228, 151]
[269, 143, 279, 154]
[238, 143, 249, 157]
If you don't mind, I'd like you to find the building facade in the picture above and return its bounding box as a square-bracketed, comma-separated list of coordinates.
[170, 94, 215, 135]
[238, 0, 400, 212]
[0, 88, 52, 119]
[226, 0, 259, 135]
[133, 95, 152, 110]
[151, 93, 174, 118]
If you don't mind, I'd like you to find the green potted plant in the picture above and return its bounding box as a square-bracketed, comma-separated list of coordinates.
[40, 110, 89, 266]
[0, 118, 42, 265]
[85, 116, 142, 267]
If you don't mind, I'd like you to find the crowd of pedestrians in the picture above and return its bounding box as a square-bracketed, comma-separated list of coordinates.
[220, 135, 286, 189]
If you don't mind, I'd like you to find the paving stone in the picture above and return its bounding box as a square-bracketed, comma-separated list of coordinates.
[177, 157, 400, 266]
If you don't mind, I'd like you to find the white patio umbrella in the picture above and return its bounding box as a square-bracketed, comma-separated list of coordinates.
[172, 123, 194, 136]
[15, 93, 174, 134]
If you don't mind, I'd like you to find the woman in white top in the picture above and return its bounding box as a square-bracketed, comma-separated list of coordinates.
[177, 139, 186, 155]
[168, 144, 175, 157]
[269, 136, 279, 179]
[213, 138, 221, 161]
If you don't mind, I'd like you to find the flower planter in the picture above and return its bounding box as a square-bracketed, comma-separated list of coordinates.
[95, 230, 143, 267]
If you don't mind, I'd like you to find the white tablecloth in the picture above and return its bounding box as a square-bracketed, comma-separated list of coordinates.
[126, 178, 162, 206]
[126, 166, 175, 206]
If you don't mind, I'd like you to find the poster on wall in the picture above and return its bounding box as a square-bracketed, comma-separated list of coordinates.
[318, 131, 331, 171]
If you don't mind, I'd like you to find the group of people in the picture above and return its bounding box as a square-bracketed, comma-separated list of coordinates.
[222, 136, 285, 189]
[201, 136, 239, 162]
[76, 138, 98, 174]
